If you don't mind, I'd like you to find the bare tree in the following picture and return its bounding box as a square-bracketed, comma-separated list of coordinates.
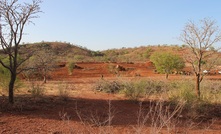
[180, 18, 221, 98]
[21, 48, 55, 83]
[0, 0, 42, 104]
[33, 47, 56, 83]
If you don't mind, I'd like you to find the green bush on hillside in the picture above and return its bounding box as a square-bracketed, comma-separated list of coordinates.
[67, 62, 75, 75]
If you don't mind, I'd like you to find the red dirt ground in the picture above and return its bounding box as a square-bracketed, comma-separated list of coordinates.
[51, 61, 221, 81]
[1, 62, 221, 133]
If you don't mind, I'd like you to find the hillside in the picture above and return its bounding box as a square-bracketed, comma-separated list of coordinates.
[1, 42, 221, 69]
[20, 43, 193, 63]
[22, 42, 95, 62]
[5, 42, 217, 81]
[102, 45, 189, 62]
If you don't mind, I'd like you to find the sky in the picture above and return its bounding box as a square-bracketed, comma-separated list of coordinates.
[22, 0, 221, 51]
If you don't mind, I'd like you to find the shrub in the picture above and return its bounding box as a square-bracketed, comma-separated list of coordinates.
[123, 81, 145, 100]
[95, 80, 122, 94]
[0, 67, 10, 95]
[123, 80, 168, 100]
[179, 80, 221, 104]
[168, 80, 221, 120]
[0, 64, 22, 95]
[67, 62, 75, 75]
[57, 82, 71, 100]
[168, 80, 196, 104]
[94, 79, 167, 100]
[73, 55, 84, 61]
[28, 82, 45, 97]
[145, 80, 167, 95]
[123, 80, 151, 100]
[107, 64, 116, 74]
[201, 80, 221, 103]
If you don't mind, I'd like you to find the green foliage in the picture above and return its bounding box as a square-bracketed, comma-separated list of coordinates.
[0, 64, 10, 94]
[168, 80, 196, 104]
[73, 55, 84, 61]
[145, 80, 167, 94]
[123, 80, 146, 100]
[123, 80, 167, 100]
[0, 58, 21, 95]
[201, 80, 221, 103]
[94, 79, 167, 100]
[67, 62, 75, 75]
[150, 52, 185, 78]
[169, 80, 221, 119]
[93, 79, 221, 120]
[142, 47, 153, 59]
[91, 51, 104, 57]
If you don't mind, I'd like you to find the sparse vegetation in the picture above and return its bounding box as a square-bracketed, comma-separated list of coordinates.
[95, 79, 221, 115]
[28, 82, 45, 97]
[94, 79, 168, 100]
[57, 82, 72, 100]
[95, 78, 220, 103]
[0, 0, 221, 132]
[168, 80, 196, 104]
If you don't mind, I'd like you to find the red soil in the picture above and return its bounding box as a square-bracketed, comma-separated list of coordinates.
[1, 62, 221, 133]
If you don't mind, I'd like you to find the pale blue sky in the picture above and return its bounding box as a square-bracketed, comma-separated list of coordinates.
[23, 0, 221, 50]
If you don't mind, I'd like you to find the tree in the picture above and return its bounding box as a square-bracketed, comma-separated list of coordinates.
[21, 44, 56, 83]
[32, 47, 56, 83]
[0, 0, 42, 104]
[150, 52, 185, 79]
[180, 18, 221, 98]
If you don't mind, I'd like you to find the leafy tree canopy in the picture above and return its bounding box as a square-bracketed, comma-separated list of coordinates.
[150, 52, 185, 78]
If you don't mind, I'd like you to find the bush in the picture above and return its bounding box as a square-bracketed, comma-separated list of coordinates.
[57, 82, 71, 100]
[95, 80, 122, 94]
[167, 80, 221, 120]
[28, 82, 45, 97]
[123, 80, 167, 100]
[67, 62, 75, 75]
[0, 64, 21, 95]
[145, 80, 167, 95]
[168, 80, 221, 105]
[123, 81, 146, 100]
[94, 79, 167, 100]
[0, 68, 10, 95]
[168, 80, 196, 104]
[201, 80, 221, 103]
[107, 64, 117, 74]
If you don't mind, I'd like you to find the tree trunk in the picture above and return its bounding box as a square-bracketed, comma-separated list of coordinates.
[43, 75, 46, 83]
[43, 68, 46, 83]
[9, 73, 16, 104]
[195, 74, 201, 99]
[166, 73, 169, 79]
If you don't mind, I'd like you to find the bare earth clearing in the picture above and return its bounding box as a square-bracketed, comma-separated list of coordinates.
[1, 62, 221, 133]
